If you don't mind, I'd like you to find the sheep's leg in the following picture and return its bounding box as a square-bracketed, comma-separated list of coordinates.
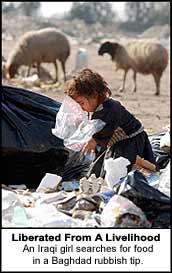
[118, 70, 127, 92]
[54, 61, 58, 83]
[153, 73, 161, 96]
[61, 61, 66, 82]
[27, 66, 31, 77]
[132, 71, 137, 92]
[37, 63, 41, 78]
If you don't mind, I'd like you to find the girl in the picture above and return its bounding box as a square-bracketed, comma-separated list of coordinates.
[64, 68, 156, 177]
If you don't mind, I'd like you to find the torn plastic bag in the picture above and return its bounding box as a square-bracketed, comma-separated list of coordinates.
[149, 131, 170, 169]
[52, 95, 88, 141]
[104, 156, 130, 190]
[1, 85, 89, 187]
[52, 95, 105, 151]
[120, 170, 171, 228]
[61, 149, 90, 181]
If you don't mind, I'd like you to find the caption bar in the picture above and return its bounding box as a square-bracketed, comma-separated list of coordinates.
[1, 228, 171, 272]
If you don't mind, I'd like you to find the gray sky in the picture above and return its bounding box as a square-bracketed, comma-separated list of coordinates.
[40, 2, 126, 19]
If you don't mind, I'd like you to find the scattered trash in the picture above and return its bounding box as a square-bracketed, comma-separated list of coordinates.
[160, 130, 170, 153]
[93, 190, 115, 204]
[135, 155, 157, 171]
[36, 173, 62, 193]
[22, 74, 40, 87]
[72, 209, 93, 220]
[26, 203, 81, 227]
[120, 170, 171, 227]
[82, 150, 96, 164]
[1, 88, 170, 228]
[8, 184, 27, 190]
[56, 194, 77, 211]
[13, 205, 30, 227]
[2, 189, 30, 227]
[79, 174, 103, 194]
[149, 131, 170, 169]
[58, 180, 80, 192]
[101, 194, 150, 227]
[132, 160, 160, 188]
[37, 191, 68, 204]
[158, 162, 170, 197]
[41, 210, 84, 227]
[73, 195, 100, 212]
[143, 171, 160, 188]
[104, 156, 130, 190]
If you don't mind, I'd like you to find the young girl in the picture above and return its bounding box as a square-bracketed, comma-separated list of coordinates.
[64, 68, 156, 177]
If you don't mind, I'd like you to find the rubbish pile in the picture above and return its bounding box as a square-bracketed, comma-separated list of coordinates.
[2, 157, 170, 228]
[2, 85, 170, 228]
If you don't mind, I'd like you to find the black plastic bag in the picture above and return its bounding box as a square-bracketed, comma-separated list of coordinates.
[2, 85, 63, 151]
[121, 170, 171, 228]
[1, 147, 68, 188]
[1, 85, 89, 187]
[149, 132, 170, 169]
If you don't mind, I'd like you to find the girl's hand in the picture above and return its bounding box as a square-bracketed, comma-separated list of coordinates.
[82, 138, 97, 154]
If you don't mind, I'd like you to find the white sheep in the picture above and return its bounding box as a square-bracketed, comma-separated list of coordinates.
[98, 40, 168, 95]
[6, 27, 70, 83]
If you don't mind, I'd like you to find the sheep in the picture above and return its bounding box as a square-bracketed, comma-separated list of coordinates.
[6, 27, 70, 83]
[98, 40, 168, 95]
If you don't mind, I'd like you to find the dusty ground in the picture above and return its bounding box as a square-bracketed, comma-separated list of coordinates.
[2, 15, 170, 134]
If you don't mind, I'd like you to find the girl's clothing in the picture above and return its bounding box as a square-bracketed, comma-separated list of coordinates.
[89, 98, 156, 177]
[92, 98, 143, 146]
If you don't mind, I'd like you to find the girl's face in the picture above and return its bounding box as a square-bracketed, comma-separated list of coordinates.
[74, 95, 98, 112]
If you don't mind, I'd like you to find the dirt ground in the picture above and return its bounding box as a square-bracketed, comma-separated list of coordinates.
[2, 37, 170, 135]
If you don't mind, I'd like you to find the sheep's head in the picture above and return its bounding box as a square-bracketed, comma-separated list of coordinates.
[6, 63, 18, 78]
[98, 41, 119, 60]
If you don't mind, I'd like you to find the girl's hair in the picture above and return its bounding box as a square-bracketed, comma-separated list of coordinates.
[64, 68, 112, 101]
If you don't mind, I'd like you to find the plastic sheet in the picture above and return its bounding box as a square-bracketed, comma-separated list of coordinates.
[158, 162, 170, 197]
[2, 85, 63, 151]
[120, 170, 171, 227]
[1, 85, 90, 187]
[149, 131, 170, 169]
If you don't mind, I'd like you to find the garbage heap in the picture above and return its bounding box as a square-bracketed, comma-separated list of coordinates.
[2, 85, 170, 228]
